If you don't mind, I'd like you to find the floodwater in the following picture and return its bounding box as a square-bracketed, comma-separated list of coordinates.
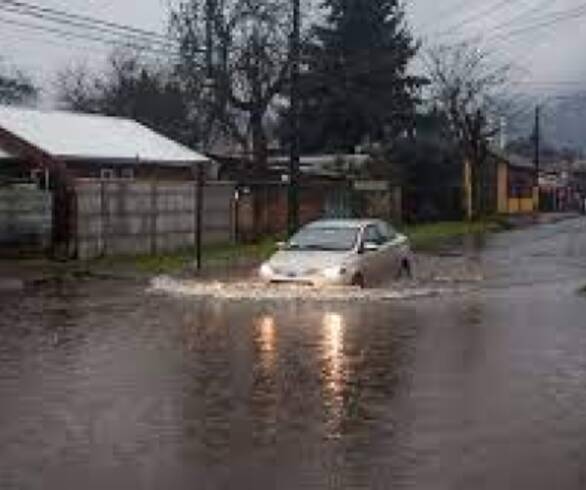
[1, 218, 586, 489]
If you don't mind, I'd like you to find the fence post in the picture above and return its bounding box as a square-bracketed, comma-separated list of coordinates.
[100, 180, 106, 257]
[150, 181, 157, 255]
[195, 165, 205, 271]
[233, 184, 239, 244]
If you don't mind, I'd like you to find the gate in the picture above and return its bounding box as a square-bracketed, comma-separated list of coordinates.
[0, 185, 52, 252]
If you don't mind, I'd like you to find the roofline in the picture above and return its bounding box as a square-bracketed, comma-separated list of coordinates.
[0, 105, 209, 166]
[61, 155, 209, 167]
[488, 149, 535, 170]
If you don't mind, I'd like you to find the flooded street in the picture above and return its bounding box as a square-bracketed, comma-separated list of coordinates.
[1, 218, 586, 489]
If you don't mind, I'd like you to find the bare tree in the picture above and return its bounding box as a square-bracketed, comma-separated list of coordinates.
[56, 50, 199, 147]
[425, 42, 513, 218]
[55, 63, 98, 112]
[170, 0, 298, 168]
[0, 59, 38, 106]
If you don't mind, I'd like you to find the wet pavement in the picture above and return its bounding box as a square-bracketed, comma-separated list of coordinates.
[1, 217, 586, 489]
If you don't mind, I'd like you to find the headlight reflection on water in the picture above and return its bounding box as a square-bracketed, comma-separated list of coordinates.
[255, 315, 277, 370]
[257, 315, 276, 353]
[322, 312, 347, 436]
[322, 312, 345, 392]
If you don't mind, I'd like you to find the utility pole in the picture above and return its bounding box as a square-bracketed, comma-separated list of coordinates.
[534, 104, 541, 212]
[534, 105, 540, 177]
[288, 0, 301, 236]
[195, 0, 214, 272]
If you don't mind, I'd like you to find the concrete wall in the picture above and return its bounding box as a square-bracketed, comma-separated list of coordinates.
[75, 179, 235, 260]
[0, 186, 52, 249]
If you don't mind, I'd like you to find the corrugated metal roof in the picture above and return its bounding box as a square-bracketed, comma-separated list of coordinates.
[0, 106, 207, 166]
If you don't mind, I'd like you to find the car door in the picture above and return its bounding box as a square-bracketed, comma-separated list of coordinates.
[360, 224, 387, 284]
[376, 221, 401, 276]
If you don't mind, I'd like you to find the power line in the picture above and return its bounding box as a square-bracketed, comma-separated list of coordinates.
[2, 0, 173, 45]
[0, 24, 177, 64]
[0, 15, 180, 59]
[419, 0, 486, 31]
[0, 3, 178, 51]
[435, 0, 517, 37]
[484, 0, 553, 35]
[489, 2, 586, 43]
[514, 81, 586, 86]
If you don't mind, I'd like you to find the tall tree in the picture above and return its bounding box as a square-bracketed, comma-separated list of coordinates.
[56, 51, 199, 147]
[296, 0, 421, 153]
[170, 0, 296, 168]
[425, 42, 513, 218]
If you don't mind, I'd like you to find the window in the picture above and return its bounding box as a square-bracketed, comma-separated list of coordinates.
[286, 226, 360, 252]
[121, 168, 135, 180]
[100, 168, 115, 180]
[363, 225, 385, 245]
[376, 222, 397, 242]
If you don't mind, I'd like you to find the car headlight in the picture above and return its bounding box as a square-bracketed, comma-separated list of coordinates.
[260, 263, 274, 277]
[321, 265, 346, 279]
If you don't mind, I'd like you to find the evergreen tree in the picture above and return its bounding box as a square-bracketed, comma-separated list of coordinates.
[297, 0, 421, 153]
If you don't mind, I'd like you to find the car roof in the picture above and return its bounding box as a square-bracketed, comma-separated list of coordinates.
[305, 219, 381, 229]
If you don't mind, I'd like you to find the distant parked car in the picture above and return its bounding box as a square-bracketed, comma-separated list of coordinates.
[259, 219, 412, 288]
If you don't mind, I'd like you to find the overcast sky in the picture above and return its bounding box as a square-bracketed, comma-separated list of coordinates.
[2, 0, 586, 103]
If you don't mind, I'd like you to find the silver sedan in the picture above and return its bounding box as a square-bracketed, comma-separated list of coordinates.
[259, 219, 412, 287]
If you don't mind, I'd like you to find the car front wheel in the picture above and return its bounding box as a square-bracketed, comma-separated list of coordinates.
[351, 273, 365, 289]
[398, 258, 412, 279]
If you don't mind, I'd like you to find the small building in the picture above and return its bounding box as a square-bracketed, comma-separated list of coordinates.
[493, 152, 538, 214]
[0, 106, 219, 258]
[0, 105, 209, 183]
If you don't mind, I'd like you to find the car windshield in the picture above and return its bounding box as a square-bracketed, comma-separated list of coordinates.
[286, 226, 360, 252]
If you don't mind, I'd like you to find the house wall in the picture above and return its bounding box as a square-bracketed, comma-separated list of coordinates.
[74, 179, 235, 260]
[65, 161, 195, 181]
[496, 161, 537, 215]
[507, 197, 535, 214]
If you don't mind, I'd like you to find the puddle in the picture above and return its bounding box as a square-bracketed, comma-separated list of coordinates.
[148, 276, 467, 303]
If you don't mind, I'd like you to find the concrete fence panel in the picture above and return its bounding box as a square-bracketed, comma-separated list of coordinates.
[75, 179, 235, 260]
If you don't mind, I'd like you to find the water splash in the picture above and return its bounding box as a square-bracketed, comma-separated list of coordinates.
[148, 276, 464, 302]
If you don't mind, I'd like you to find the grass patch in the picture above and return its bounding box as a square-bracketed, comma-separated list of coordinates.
[203, 237, 278, 265]
[88, 237, 279, 276]
[403, 219, 505, 251]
